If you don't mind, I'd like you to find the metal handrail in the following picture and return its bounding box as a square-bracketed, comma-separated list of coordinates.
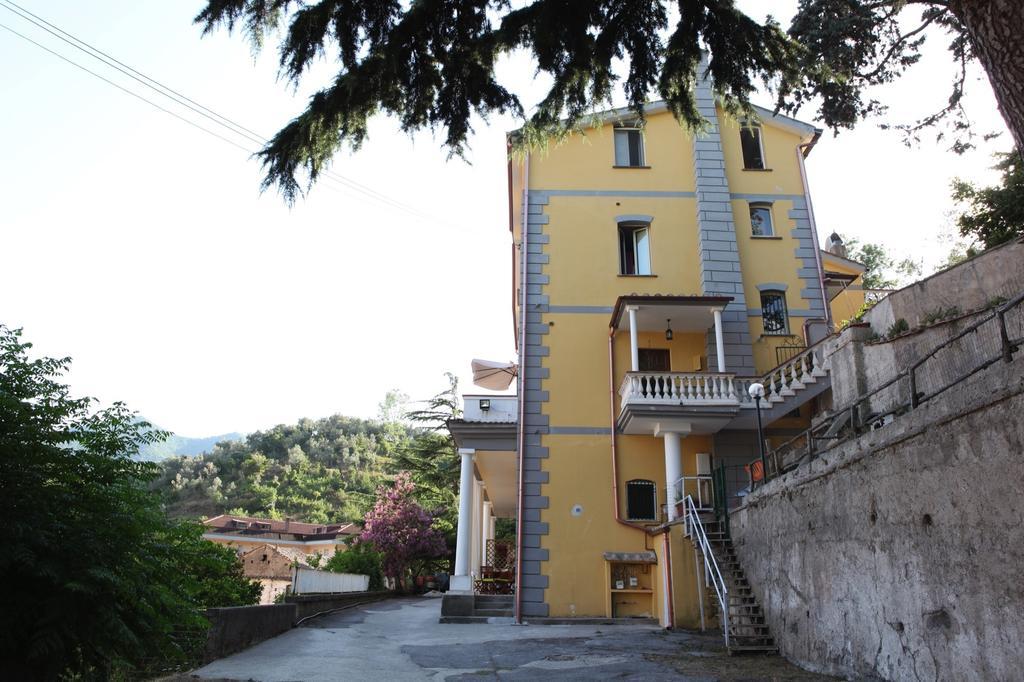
[747, 288, 1024, 487]
[674, 475, 713, 509]
[684, 494, 729, 647]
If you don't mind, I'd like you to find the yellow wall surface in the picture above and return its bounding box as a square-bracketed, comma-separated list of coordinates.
[822, 254, 868, 325]
[539, 433, 710, 620]
[542, 196, 703, 307]
[529, 112, 696, 191]
[513, 103, 822, 626]
[719, 114, 808, 196]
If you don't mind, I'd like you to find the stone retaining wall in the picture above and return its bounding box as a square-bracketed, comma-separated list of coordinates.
[729, 360, 1024, 680]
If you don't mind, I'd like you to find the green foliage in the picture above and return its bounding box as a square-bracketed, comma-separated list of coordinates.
[785, 1, 985, 151]
[494, 517, 517, 541]
[921, 305, 962, 326]
[324, 540, 384, 591]
[168, 522, 262, 609]
[152, 414, 416, 523]
[841, 235, 922, 290]
[952, 152, 1024, 250]
[194, 1, 1011, 201]
[837, 299, 876, 330]
[0, 326, 256, 680]
[886, 318, 910, 339]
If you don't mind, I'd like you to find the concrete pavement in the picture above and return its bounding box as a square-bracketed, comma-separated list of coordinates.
[190, 596, 833, 680]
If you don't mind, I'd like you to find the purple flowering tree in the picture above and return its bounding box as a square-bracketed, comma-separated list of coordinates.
[361, 472, 447, 590]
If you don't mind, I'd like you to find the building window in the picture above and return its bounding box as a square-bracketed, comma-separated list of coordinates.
[761, 291, 789, 335]
[740, 124, 765, 169]
[626, 479, 657, 521]
[618, 223, 651, 275]
[749, 203, 774, 237]
[614, 128, 645, 167]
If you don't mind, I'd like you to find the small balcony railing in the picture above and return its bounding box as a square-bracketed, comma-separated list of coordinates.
[619, 371, 740, 408]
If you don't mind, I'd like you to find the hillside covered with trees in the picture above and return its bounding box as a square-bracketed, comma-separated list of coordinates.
[151, 383, 462, 526]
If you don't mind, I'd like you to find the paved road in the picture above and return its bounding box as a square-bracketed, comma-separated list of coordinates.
[191, 596, 832, 681]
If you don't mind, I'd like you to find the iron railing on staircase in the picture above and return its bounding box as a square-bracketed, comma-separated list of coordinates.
[683, 494, 729, 647]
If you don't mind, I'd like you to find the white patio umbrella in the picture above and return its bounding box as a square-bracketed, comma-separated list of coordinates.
[471, 359, 518, 390]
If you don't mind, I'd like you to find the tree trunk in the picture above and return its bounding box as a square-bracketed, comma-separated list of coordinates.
[949, 0, 1024, 155]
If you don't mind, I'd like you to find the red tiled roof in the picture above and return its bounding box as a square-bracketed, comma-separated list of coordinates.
[204, 514, 361, 538]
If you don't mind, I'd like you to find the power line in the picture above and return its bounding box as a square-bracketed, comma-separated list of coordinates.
[0, 21, 421, 210]
[0, 22, 255, 155]
[0, 0, 266, 147]
[0, 1, 438, 219]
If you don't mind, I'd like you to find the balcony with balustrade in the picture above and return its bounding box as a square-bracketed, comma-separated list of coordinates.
[610, 295, 743, 437]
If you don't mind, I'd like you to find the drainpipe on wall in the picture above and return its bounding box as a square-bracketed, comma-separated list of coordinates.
[797, 141, 832, 330]
[608, 328, 658, 534]
[662, 529, 675, 628]
[514, 150, 529, 625]
[610, 328, 677, 628]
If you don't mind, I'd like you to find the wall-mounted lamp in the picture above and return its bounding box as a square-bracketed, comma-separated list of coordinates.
[479, 399, 491, 411]
[665, 319, 673, 341]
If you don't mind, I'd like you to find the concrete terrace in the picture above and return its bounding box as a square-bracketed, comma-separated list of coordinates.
[189, 596, 833, 681]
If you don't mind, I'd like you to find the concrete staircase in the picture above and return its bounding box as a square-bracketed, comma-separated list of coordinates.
[473, 595, 514, 617]
[700, 516, 777, 654]
[439, 594, 513, 623]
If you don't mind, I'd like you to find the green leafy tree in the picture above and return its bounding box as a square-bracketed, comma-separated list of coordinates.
[168, 522, 262, 609]
[324, 539, 384, 591]
[952, 151, 1024, 249]
[195, 0, 1024, 201]
[152, 413, 411, 523]
[842, 236, 922, 290]
[0, 326, 257, 679]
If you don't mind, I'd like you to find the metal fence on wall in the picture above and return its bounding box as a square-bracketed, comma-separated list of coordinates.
[749, 290, 1024, 488]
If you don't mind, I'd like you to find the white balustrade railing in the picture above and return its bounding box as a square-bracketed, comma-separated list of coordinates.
[619, 372, 740, 407]
[619, 345, 831, 411]
[737, 344, 830, 409]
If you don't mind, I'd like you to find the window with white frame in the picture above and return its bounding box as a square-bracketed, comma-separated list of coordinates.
[618, 222, 651, 275]
[749, 203, 774, 237]
[740, 123, 765, 169]
[614, 127, 645, 167]
[760, 291, 789, 335]
[625, 479, 657, 521]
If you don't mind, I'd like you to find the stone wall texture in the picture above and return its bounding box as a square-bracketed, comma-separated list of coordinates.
[204, 603, 297, 663]
[730, 359, 1024, 680]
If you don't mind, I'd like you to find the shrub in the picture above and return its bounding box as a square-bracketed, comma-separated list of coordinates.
[324, 541, 385, 591]
[886, 318, 910, 338]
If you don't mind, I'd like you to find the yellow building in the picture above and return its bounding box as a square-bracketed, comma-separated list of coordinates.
[444, 67, 861, 650]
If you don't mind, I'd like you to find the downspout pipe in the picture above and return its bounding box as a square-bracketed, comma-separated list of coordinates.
[514, 150, 529, 625]
[608, 328, 657, 534]
[797, 139, 832, 330]
[611, 329, 678, 628]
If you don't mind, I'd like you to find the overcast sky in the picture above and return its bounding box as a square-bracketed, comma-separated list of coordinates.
[1, 1, 1010, 437]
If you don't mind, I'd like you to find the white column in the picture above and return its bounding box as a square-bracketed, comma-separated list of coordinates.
[481, 500, 493, 567]
[471, 479, 483, 575]
[451, 448, 476, 592]
[663, 431, 683, 521]
[489, 515, 496, 542]
[713, 308, 726, 373]
[628, 306, 640, 371]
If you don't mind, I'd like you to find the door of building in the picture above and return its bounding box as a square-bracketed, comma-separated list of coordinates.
[638, 348, 670, 371]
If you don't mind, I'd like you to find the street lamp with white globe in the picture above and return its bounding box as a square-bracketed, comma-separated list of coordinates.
[748, 382, 767, 486]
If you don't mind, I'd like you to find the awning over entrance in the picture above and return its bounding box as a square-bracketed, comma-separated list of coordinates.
[610, 294, 733, 332]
